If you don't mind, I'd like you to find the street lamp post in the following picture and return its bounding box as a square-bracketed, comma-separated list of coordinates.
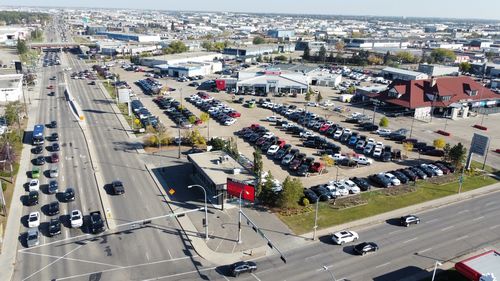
[431, 261, 442, 281]
[335, 166, 339, 182]
[313, 194, 329, 240]
[238, 189, 249, 244]
[187, 185, 209, 240]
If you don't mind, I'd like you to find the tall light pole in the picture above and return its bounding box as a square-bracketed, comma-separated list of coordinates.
[313, 194, 329, 240]
[238, 189, 250, 244]
[431, 261, 442, 281]
[187, 184, 209, 240]
[322, 265, 337, 281]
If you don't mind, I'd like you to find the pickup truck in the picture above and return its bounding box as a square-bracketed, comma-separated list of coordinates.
[90, 211, 105, 234]
[354, 156, 373, 165]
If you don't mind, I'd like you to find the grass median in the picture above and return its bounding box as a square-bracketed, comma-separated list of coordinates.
[279, 172, 499, 235]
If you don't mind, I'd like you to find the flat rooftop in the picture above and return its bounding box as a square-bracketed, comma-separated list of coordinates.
[0, 74, 23, 89]
[382, 66, 426, 76]
[188, 150, 255, 186]
[457, 250, 500, 278]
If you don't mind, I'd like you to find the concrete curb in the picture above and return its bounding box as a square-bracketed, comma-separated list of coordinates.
[144, 163, 246, 265]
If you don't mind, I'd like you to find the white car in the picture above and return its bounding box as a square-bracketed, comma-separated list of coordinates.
[70, 210, 83, 228]
[300, 131, 316, 139]
[426, 164, 444, 176]
[373, 147, 383, 158]
[322, 100, 335, 107]
[262, 132, 274, 139]
[331, 230, 359, 245]
[330, 181, 349, 196]
[224, 118, 236, 126]
[306, 102, 318, 107]
[376, 128, 392, 136]
[267, 145, 280, 155]
[332, 153, 346, 161]
[333, 130, 343, 139]
[266, 116, 279, 122]
[342, 180, 361, 194]
[383, 173, 401, 186]
[325, 184, 342, 198]
[29, 179, 40, 192]
[28, 211, 40, 228]
[366, 138, 375, 145]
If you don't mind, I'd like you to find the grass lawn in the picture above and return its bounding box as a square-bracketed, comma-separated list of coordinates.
[100, 80, 142, 132]
[280, 173, 499, 234]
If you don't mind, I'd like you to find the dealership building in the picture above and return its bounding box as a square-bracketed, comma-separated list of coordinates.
[0, 74, 23, 102]
[187, 151, 255, 209]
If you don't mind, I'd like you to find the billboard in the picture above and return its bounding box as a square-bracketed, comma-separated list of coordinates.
[227, 178, 255, 202]
[118, 88, 131, 103]
[470, 133, 489, 156]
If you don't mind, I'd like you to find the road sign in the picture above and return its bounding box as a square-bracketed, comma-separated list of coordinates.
[470, 133, 489, 156]
[168, 188, 175, 195]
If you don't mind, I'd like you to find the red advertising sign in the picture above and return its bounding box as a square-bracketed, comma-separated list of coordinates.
[227, 178, 255, 202]
[215, 79, 226, 90]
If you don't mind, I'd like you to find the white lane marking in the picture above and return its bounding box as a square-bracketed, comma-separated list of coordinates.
[145, 252, 149, 261]
[53, 256, 202, 281]
[485, 201, 495, 206]
[251, 273, 262, 281]
[472, 216, 485, 222]
[388, 229, 402, 235]
[489, 224, 500, 230]
[222, 275, 230, 281]
[22, 245, 83, 281]
[426, 218, 438, 223]
[441, 225, 455, 232]
[419, 247, 433, 253]
[167, 249, 173, 259]
[403, 237, 418, 244]
[456, 235, 469, 241]
[21, 251, 123, 268]
[18, 233, 91, 252]
[457, 209, 469, 215]
[375, 262, 391, 268]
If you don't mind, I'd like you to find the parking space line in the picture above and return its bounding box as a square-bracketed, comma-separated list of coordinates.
[419, 247, 432, 254]
[403, 237, 417, 244]
[472, 216, 484, 221]
[167, 249, 172, 259]
[425, 218, 438, 223]
[251, 273, 262, 281]
[455, 235, 469, 241]
[489, 224, 500, 230]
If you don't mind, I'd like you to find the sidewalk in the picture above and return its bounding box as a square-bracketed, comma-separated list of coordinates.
[145, 160, 500, 267]
[0, 67, 43, 281]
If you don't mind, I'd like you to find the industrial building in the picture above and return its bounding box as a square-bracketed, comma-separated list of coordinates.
[96, 31, 161, 42]
[153, 61, 222, 77]
[139, 52, 221, 67]
[98, 42, 162, 56]
[233, 70, 309, 95]
[345, 38, 409, 49]
[455, 250, 500, 281]
[417, 64, 459, 77]
[187, 151, 255, 209]
[380, 67, 429, 81]
[0, 27, 28, 46]
[267, 29, 295, 40]
[0, 74, 23, 102]
[294, 41, 326, 51]
[223, 44, 292, 57]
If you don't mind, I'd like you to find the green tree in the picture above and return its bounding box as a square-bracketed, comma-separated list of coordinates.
[315, 91, 323, 103]
[201, 41, 213, 51]
[305, 89, 312, 102]
[208, 137, 226, 151]
[367, 55, 383, 65]
[164, 41, 188, 54]
[335, 41, 345, 53]
[459, 62, 471, 73]
[4, 102, 21, 126]
[258, 171, 279, 206]
[430, 48, 456, 63]
[188, 129, 206, 147]
[253, 148, 263, 178]
[252, 36, 265, 45]
[449, 142, 467, 168]
[303, 45, 310, 60]
[395, 51, 416, 63]
[274, 55, 287, 61]
[379, 117, 389, 127]
[16, 39, 27, 55]
[485, 51, 495, 61]
[433, 138, 446, 149]
[256, 54, 263, 62]
[346, 85, 356, 95]
[442, 143, 451, 162]
[277, 176, 303, 209]
[188, 115, 197, 124]
[318, 45, 327, 62]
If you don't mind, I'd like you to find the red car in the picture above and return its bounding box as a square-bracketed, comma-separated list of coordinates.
[229, 111, 241, 118]
[319, 124, 330, 133]
[250, 124, 260, 129]
[277, 139, 286, 148]
[310, 162, 325, 173]
[47, 85, 54, 89]
[194, 119, 203, 125]
[51, 153, 59, 163]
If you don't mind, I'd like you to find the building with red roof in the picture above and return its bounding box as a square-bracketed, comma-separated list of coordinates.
[376, 76, 499, 120]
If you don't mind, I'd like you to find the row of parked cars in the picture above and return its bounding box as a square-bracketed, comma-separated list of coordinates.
[187, 92, 241, 126]
[153, 96, 198, 128]
[236, 124, 325, 177]
[135, 78, 162, 95]
[302, 160, 456, 203]
[130, 99, 159, 129]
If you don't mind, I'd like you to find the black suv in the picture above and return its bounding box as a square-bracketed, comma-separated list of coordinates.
[46, 201, 60, 216]
[32, 145, 43, 154]
[368, 174, 391, 188]
[111, 181, 125, 195]
[230, 261, 257, 277]
[48, 219, 61, 236]
[400, 215, 420, 227]
[90, 211, 105, 234]
[34, 156, 46, 166]
[50, 132, 59, 141]
[62, 188, 75, 202]
[48, 180, 58, 194]
[350, 177, 371, 191]
[354, 242, 379, 255]
[26, 191, 39, 206]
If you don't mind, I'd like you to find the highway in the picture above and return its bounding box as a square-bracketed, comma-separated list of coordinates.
[12, 21, 211, 281]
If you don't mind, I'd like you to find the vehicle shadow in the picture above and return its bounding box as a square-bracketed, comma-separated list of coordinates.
[318, 234, 335, 245]
[385, 218, 403, 227]
[39, 222, 51, 237]
[60, 214, 72, 228]
[18, 232, 28, 248]
[215, 265, 233, 278]
[342, 245, 358, 255]
[20, 215, 30, 228]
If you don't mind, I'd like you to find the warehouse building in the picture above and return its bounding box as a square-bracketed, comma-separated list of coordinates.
[267, 29, 295, 40]
[345, 38, 409, 49]
[223, 44, 293, 57]
[0, 74, 23, 102]
[187, 151, 255, 209]
[418, 64, 459, 77]
[234, 69, 309, 95]
[380, 67, 429, 81]
[139, 52, 221, 67]
[153, 61, 222, 77]
[96, 31, 161, 42]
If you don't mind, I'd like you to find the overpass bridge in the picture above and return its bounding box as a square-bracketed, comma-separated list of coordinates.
[29, 42, 94, 51]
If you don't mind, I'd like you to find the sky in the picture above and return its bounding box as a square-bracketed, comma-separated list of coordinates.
[6, 0, 500, 20]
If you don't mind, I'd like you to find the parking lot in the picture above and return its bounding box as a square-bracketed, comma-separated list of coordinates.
[107, 64, 455, 189]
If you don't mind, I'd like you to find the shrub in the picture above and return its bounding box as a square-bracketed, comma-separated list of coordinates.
[301, 197, 310, 207]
